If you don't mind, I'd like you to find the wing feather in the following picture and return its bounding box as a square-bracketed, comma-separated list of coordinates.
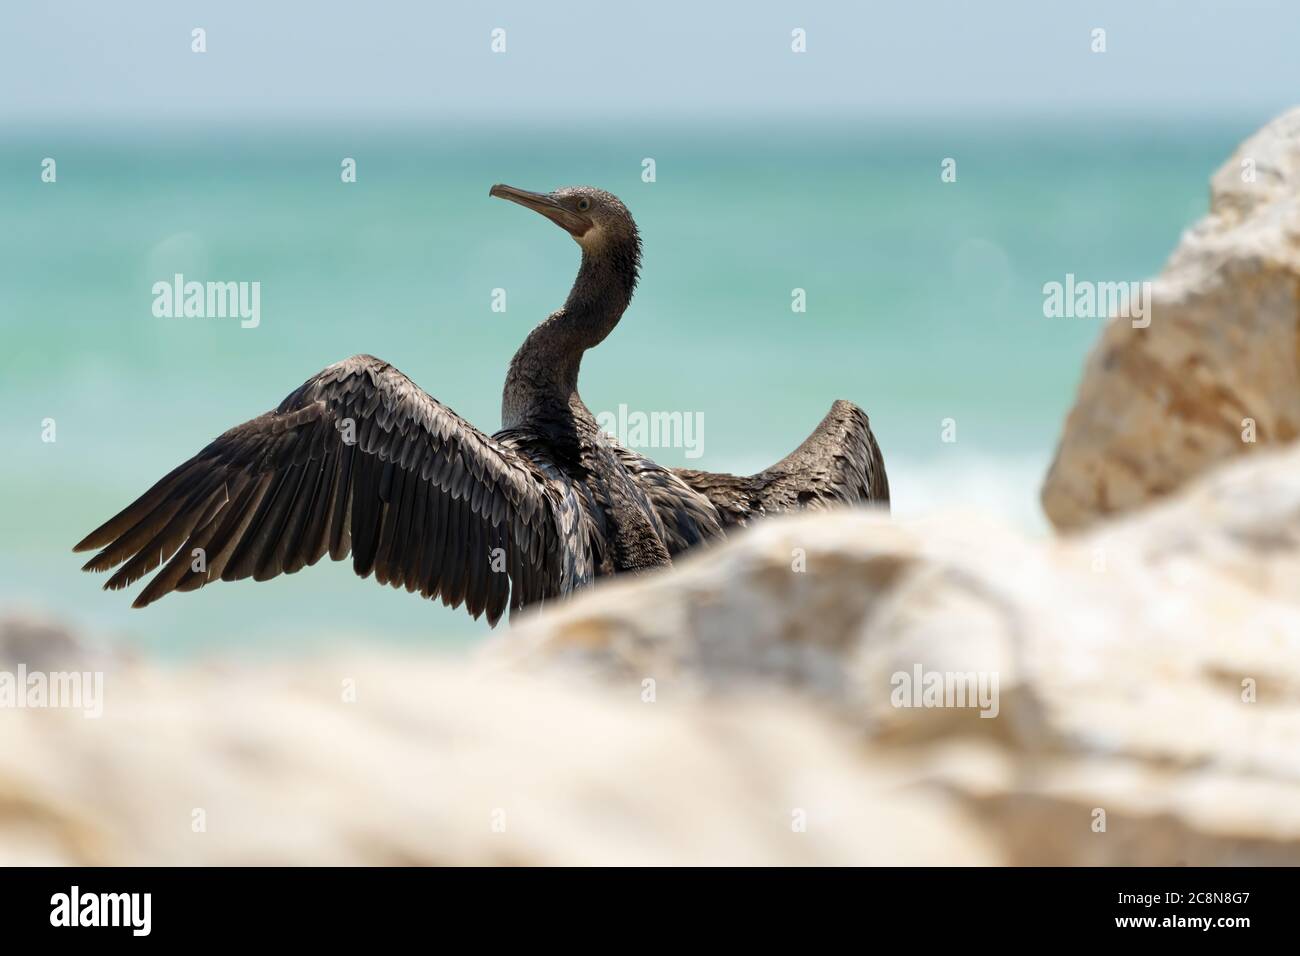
[76, 354, 587, 626]
[673, 400, 889, 530]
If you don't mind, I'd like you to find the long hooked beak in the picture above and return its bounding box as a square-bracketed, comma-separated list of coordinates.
[489, 184, 592, 237]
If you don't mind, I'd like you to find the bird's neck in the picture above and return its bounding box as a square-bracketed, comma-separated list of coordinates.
[501, 245, 637, 428]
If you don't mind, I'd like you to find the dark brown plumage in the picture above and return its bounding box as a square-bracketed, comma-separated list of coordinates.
[75, 184, 889, 627]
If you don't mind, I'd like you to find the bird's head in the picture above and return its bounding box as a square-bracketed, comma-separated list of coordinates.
[490, 183, 640, 267]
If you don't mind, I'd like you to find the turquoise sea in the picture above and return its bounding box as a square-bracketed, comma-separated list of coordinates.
[0, 117, 1258, 656]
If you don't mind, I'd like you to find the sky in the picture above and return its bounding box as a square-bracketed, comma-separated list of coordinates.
[2, 0, 1298, 123]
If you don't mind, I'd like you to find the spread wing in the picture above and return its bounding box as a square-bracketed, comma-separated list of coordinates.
[673, 400, 889, 528]
[73, 354, 590, 627]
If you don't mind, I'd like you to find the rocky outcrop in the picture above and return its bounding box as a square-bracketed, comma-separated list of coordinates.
[497, 444, 1300, 865]
[1041, 107, 1300, 531]
[6, 446, 1300, 865]
[0, 623, 988, 866]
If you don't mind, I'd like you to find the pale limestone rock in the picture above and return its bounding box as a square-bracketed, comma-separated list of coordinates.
[6, 450, 1300, 865]
[499, 446, 1300, 864]
[0, 630, 992, 866]
[1041, 106, 1300, 531]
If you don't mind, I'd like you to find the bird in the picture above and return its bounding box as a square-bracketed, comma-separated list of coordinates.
[74, 184, 889, 627]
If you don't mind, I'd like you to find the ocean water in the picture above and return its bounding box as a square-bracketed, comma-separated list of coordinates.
[0, 117, 1253, 656]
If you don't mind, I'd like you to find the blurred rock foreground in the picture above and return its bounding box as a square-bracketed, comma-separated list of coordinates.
[6, 110, 1300, 865]
[5, 443, 1300, 865]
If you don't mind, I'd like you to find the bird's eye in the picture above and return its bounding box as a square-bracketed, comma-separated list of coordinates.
[577, 197, 591, 212]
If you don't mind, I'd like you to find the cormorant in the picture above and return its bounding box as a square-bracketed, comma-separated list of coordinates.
[74, 184, 889, 626]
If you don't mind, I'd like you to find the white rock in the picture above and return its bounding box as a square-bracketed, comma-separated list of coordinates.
[500, 446, 1300, 864]
[5, 448, 1300, 864]
[1042, 106, 1300, 531]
